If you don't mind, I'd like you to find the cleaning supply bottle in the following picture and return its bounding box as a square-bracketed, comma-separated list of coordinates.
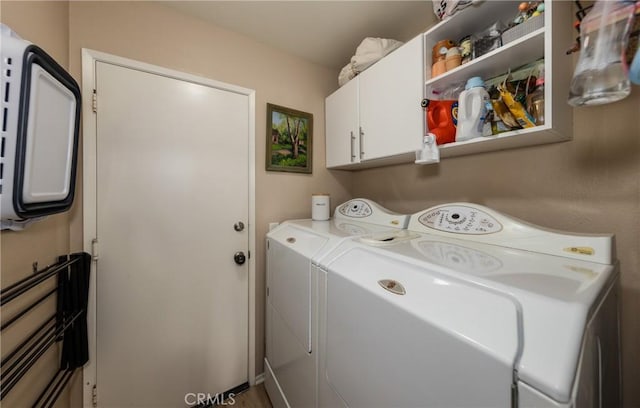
[526, 66, 545, 126]
[456, 76, 490, 142]
[423, 99, 457, 145]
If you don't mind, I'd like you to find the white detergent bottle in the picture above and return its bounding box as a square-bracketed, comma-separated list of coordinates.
[456, 76, 490, 142]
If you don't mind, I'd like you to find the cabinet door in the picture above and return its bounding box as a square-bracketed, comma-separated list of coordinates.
[325, 78, 359, 168]
[359, 35, 424, 161]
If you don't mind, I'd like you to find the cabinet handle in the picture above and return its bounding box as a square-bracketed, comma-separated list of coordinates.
[359, 127, 365, 159]
[350, 131, 356, 161]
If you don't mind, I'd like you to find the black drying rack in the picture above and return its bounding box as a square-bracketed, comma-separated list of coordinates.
[0, 253, 91, 407]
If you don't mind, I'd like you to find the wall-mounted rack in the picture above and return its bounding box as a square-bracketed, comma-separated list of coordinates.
[0, 252, 91, 407]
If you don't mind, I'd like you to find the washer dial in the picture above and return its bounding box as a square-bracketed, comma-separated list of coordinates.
[446, 212, 466, 224]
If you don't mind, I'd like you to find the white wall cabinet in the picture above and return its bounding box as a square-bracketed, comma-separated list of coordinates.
[325, 76, 359, 168]
[358, 35, 424, 162]
[325, 35, 424, 169]
[325, 1, 573, 170]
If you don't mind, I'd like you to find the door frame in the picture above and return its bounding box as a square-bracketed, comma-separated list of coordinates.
[81, 49, 257, 406]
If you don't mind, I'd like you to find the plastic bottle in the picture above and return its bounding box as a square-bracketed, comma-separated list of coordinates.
[630, 41, 640, 85]
[456, 76, 490, 142]
[568, 0, 636, 106]
[526, 66, 545, 126]
[423, 99, 457, 145]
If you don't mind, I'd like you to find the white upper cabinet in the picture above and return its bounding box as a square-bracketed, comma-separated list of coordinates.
[325, 35, 425, 170]
[325, 1, 573, 169]
[358, 35, 424, 162]
[325, 77, 359, 168]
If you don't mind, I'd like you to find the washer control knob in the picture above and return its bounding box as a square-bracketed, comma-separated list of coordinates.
[446, 212, 466, 224]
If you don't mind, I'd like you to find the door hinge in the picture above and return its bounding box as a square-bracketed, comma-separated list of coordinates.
[267, 287, 269, 297]
[91, 238, 99, 261]
[248, 250, 251, 259]
[92, 89, 97, 113]
[92, 384, 97, 407]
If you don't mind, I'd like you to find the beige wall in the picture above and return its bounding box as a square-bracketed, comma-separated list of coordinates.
[67, 0, 351, 392]
[0, 2, 76, 407]
[352, 51, 640, 408]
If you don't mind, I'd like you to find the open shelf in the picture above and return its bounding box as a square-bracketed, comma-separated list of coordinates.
[425, 27, 545, 97]
[425, 1, 524, 45]
[420, 2, 574, 163]
[438, 125, 570, 159]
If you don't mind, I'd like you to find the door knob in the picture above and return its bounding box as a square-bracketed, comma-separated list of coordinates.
[234, 251, 246, 265]
[234, 221, 245, 232]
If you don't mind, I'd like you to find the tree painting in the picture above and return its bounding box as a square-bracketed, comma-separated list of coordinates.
[266, 104, 313, 173]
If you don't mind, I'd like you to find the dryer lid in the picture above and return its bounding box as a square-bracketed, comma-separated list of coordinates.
[267, 223, 331, 259]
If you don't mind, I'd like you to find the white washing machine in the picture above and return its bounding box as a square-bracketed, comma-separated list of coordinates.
[317, 203, 620, 408]
[264, 199, 411, 408]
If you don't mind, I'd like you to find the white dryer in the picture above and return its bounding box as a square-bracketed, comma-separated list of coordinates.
[264, 199, 410, 408]
[318, 203, 620, 408]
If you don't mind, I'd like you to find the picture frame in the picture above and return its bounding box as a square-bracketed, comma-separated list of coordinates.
[266, 103, 313, 174]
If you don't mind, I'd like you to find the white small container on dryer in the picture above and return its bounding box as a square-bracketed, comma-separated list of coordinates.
[311, 193, 330, 221]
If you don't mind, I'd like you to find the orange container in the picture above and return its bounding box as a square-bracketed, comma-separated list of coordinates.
[431, 60, 447, 77]
[425, 99, 458, 145]
[445, 54, 462, 71]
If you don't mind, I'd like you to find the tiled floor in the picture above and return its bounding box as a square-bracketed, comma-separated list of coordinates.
[229, 383, 272, 408]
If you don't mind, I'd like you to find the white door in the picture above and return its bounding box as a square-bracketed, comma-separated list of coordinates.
[325, 78, 359, 168]
[92, 61, 251, 407]
[358, 35, 424, 161]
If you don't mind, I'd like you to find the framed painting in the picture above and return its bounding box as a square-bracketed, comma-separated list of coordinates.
[266, 103, 313, 173]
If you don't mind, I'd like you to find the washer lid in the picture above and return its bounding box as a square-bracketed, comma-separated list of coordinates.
[345, 232, 617, 403]
[327, 246, 521, 367]
[324, 246, 520, 407]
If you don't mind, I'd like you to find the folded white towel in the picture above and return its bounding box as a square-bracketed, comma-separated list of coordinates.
[338, 62, 357, 87]
[338, 37, 403, 87]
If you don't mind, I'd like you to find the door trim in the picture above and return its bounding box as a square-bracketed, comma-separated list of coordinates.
[81, 49, 257, 406]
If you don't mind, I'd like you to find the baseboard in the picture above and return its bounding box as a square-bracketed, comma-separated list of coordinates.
[255, 372, 265, 385]
[264, 359, 290, 408]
